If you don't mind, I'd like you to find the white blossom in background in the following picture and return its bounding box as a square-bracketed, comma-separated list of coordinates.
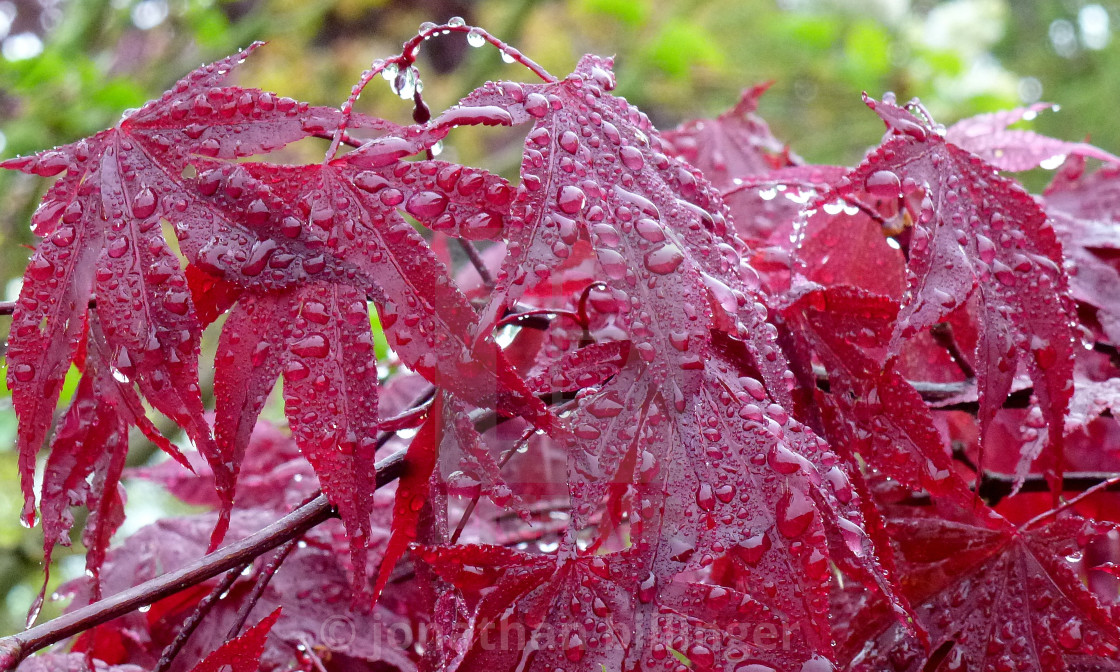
[1079, 4, 1111, 51]
[2, 32, 43, 61]
[132, 0, 169, 30]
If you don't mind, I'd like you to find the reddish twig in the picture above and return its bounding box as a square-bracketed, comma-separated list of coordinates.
[981, 470, 1120, 505]
[449, 426, 535, 544]
[1020, 473, 1120, 531]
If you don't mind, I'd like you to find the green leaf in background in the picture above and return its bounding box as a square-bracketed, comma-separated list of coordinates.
[576, 0, 650, 27]
[843, 19, 892, 84]
[647, 18, 725, 79]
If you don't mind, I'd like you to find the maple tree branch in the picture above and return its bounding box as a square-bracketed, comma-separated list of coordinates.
[458, 239, 495, 289]
[979, 470, 1120, 503]
[931, 322, 976, 380]
[226, 538, 298, 639]
[153, 559, 251, 672]
[812, 367, 1031, 410]
[0, 450, 407, 672]
[0, 298, 97, 316]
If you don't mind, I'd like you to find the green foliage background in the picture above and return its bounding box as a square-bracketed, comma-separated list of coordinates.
[0, 0, 1116, 636]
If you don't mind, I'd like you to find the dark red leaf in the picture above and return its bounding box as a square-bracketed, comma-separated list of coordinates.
[418, 543, 645, 671]
[840, 510, 1120, 671]
[782, 285, 974, 506]
[456, 56, 791, 405]
[214, 284, 378, 594]
[434, 57, 910, 658]
[188, 608, 281, 672]
[825, 94, 1077, 485]
[223, 154, 550, 429]
[185, 264, 242, 328]
[373, 396, 442, 602]
[0, 43, 344, 537]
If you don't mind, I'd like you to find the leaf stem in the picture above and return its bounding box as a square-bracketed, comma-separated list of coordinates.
[931, 322, 976, 380]
[396, 22, 556, 84]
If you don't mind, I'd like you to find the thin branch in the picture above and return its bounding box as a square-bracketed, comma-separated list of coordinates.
[449, 426, 535, 544]
[0, 298, 96, 316]
[458, 239, 494, 289]
[152, 560, 251, 672]
[396, 23, 556, 84]
[493, 308, 580, 332]
[981, 470, 1120, 506]
[309, 130, 365, 150]
[1020, 472, 1120, 530]
[811, 366, 1032, 410]
[931, 322, 976, 380]
[0, 450, 407, 672]
[225, 539, 298, 639]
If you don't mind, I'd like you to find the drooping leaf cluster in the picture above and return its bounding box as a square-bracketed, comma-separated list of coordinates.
[4, 22, 1120, 672]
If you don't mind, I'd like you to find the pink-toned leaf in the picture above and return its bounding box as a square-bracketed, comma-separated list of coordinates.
[661, 81, 798, 188]
[439, 395, 528, 515]
[1045, 158, 1120, 345]
[15, 654, 143, 672]
[524, 339, 630, 395]
[1067, 371, 1120, 435]
[947, 103, 1120, 172]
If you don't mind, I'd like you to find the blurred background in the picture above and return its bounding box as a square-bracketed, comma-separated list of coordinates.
[0, 0, 1117, 635]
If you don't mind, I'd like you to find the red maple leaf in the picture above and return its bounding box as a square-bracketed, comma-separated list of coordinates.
[421, 57, 909, 658]
[0, 43, 347, 541]
[815, 94, 1077, 488]
[661, 81, 799, 189]
[189, 609, 281, 672]
[840, 509, 1120, 671]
